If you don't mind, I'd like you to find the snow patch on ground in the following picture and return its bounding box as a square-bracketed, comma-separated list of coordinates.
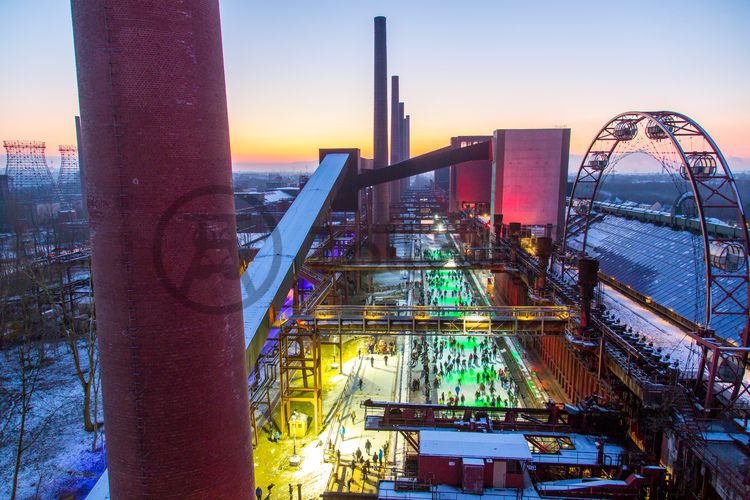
[0, 342, 105, 499]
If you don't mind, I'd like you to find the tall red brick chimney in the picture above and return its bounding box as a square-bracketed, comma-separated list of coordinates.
[70, 1, 254, 496]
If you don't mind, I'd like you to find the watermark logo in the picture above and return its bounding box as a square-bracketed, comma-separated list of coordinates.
[153, 185, 283, 314]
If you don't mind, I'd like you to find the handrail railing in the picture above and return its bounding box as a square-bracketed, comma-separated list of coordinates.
[311, 304, 571, 320]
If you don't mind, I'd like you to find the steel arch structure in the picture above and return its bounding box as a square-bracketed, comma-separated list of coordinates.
[561, 111, 750, 348]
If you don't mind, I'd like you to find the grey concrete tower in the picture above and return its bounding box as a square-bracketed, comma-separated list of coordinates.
[372, 16, 389, 256]
[390, 76, 401, 202]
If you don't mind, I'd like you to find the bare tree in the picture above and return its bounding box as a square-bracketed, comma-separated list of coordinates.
[41, 261, 98, 433]
[90, 340, 102, 451]
[10, 340, 41, 500]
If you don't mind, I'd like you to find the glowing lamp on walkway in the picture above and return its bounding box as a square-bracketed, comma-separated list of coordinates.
[289, 410, 302, 466]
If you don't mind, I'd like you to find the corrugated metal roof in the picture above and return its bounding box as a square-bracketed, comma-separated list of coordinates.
[568, 215, 746, 344]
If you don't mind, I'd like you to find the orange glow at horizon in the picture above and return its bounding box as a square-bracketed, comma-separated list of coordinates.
[231, 127, 750, 165]
[2, 1, 749, 171]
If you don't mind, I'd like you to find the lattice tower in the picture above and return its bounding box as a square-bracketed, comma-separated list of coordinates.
[3, 140, 57, 198]
[58, 145, 81, 196]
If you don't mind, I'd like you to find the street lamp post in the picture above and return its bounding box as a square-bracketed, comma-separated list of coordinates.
[289, 410, 301, 466]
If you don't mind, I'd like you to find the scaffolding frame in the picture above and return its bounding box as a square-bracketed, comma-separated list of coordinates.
[58, 145, 81, 197]
[279, 327, 323, 436]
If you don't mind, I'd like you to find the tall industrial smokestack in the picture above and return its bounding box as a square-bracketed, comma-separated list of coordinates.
[390, 76, 401, 203]
[374, 16, 388, 167]
[390, 76, 401, 165]
[70, 1, 254, 496]
[372, 16, 389, 256]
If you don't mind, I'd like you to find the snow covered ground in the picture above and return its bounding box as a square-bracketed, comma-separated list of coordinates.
[0, 341, 106, 500]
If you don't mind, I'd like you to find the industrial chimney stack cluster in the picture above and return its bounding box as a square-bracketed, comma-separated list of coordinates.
[372, 16, 412, 256]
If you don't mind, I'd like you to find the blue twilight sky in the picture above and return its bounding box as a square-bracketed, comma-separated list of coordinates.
[0, 0, 748, 169]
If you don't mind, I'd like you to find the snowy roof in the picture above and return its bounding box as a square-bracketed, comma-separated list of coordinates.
[568, 214, 746, 345]
[264, 189, 295, 204]
[378, 482, 544, 500]
[419, 430, 532, 460]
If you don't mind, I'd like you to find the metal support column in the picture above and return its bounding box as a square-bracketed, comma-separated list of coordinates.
[704, 347, 721, 411]
[279, 327, 324, 435]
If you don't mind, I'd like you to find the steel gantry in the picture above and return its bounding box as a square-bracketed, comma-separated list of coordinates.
[287, 304, 571, 336]
[275, 304, 571, 440]
[304, 257, 516, 272]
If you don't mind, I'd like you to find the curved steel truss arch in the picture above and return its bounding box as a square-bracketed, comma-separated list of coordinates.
[562, 111, 749, 347]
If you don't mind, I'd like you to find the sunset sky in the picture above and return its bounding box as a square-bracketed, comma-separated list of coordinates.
[1, 0, 748, 170]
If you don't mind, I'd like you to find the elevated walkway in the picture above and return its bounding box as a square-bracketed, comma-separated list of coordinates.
[286, 305, 570, 336]
[305, 257, 516, 272]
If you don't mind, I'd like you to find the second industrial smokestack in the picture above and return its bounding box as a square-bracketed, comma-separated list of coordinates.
[390, 76, 401, 165]
[402, 114, 410, 160]
[401, 114, 410, 192]
[390, 76, 401, 203]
